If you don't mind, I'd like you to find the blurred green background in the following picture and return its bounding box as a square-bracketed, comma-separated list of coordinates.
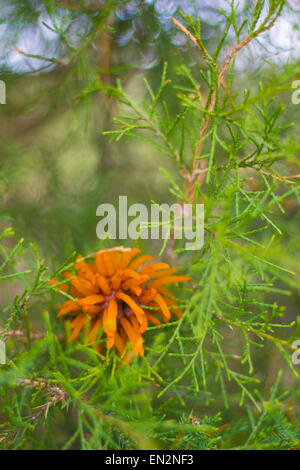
[1, 0, 299, 260]
[1, 0, 300, 440]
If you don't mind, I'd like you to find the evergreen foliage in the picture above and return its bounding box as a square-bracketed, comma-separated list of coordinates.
[0, 0, 300, 450]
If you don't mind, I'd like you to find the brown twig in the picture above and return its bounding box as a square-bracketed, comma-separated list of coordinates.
[0, 328, 64, 341]
[18, 379, 68, 418]
[0, 379, 67, 444]
[172, 14, 281, 201]
[172, 17, 214, 62]
[260, 170, 300, 185]
[11, 46, 69, 65]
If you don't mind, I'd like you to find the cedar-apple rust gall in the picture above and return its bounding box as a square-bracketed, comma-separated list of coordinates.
[52, 248, 191, 362]
[96, 196, 204, 251]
